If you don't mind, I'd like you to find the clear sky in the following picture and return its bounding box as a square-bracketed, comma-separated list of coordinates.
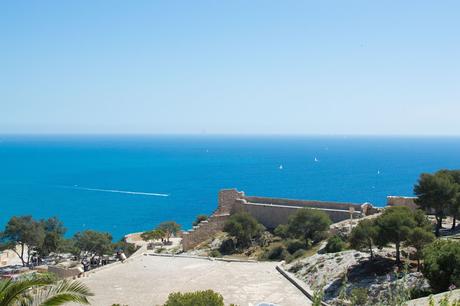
[1, 1, 459, 135]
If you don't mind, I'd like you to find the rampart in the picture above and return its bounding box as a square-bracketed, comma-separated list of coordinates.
[181, 189, 378, 250]
[181, 214, 231, 251]
[387, 196, 418, 210]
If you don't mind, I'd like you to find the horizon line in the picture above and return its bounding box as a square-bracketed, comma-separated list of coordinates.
[1, 132, 460, 138]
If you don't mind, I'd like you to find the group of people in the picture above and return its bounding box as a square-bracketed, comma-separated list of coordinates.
[79, 251, 126, 273]
[80, 256, 109, 272]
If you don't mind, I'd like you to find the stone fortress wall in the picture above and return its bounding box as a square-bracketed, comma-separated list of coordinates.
[181, 189, 379, 251]
[386, 196, 418, 210]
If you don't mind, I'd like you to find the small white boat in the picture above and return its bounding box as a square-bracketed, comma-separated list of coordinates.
[279, 165, 283, 170]
[314, 157, 319, 162]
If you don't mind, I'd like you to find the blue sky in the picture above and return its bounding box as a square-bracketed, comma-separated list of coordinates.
[1, 1, 459, 135]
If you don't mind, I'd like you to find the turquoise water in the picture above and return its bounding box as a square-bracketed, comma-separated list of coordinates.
[1, 135, 459, 239]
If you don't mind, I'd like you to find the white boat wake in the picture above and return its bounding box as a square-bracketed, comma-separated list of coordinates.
[72, 186, 169, 197]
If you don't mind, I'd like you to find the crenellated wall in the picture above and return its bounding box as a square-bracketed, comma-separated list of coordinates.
[181, 189, 379, 250]
[181, 214, 230, 251]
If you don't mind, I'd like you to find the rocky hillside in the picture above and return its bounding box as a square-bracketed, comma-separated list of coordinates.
[284, 250, 429, 305]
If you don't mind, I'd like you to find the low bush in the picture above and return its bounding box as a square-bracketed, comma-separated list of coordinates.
[292, 249, 307, 258]
[274, 224, 288, 238]
[163, 289, 224, 306]
[325, 235, 345, 253]
[285, 239, 306, 254]
[423, 240, 460, 292]
[219, 238, 236, 255]
[192, 214, 208, 226]
[209, 249, 222, 258]
[350, 288, 368, 305]
[263, 245, 288, 261]
[285, 249, 307, 263]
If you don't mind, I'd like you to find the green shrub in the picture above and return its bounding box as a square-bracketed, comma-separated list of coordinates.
[285, 249, 307, 263]
[209, 249, 222, 258]
[350, 288, 368, 305]
[112, 240, 139, 257]
[219, 238, 236, 254]
[423, 240, 460, 292]
[264, 245, 288, 261]
[325, 235, 345, 253]
[192, 214, 208, 226]
[285, 239, 306, 254]
[292, 249, 307, 259]
[286, 208, 331, 244]
[274, 224, 288, 238]
[163, 289, 224, 306]
[223, 212, 262, 248]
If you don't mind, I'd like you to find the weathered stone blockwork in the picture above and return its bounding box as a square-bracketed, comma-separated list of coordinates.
[234, 193, 370, 229]
[181, 214, 230, 251]
[387, 196, 418, 210]
[181, 189, 379, 250]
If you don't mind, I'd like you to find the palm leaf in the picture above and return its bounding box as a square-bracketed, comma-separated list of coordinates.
[0, 276, 93, 306]
[33, 279, 93, 306]
[0, 278, 54, 306]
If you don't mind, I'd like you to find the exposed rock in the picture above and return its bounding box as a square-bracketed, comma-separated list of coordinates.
[284, 249, 429, 305]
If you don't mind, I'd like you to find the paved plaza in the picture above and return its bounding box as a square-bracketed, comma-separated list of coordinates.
[74, 254, 309, 306]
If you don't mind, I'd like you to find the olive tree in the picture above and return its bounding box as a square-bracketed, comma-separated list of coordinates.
[0, 216, 45, 266]
[73, 230, 113, 258]
[141, 229, 165, 242]
[157, 221, 181, 242]
[38, 217, 67, 256]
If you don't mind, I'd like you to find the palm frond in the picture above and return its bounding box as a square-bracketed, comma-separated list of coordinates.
[31, 279, 93, 306]
[0, 277, 53, 306]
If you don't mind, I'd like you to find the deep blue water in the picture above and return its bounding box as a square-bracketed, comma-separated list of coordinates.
[1, 135, 459, 239]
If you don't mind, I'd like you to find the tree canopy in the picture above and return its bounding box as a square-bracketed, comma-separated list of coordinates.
[423, 240, 460, 292]
[73, 230, 113, 257]
[0, 216, 45, 266]
[286, 208, 331, 245]
[141, 229, 165, 242]
[349, 218, 378, 260]
[405, 226, 435, 271]
[374, 206, 416, 264]
[414, 171, 458, 236]
[38, 217, 67, 257]
[223, 211, 262, 248]
[157, 221, 181, 242]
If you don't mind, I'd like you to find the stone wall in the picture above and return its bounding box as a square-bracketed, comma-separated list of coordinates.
[181, 189, 379, 250]
[216, 189, 245, 214]
[244, 196, 363, 212]
[241, 202, 361, 229]
[232, 191, 371, 229]
[181, 214, 230, 251]
[48, 264, 83, 279]
[387, 196, 418, 210]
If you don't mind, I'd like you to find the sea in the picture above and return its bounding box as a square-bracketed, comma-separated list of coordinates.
[1, 135, 459, 240]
